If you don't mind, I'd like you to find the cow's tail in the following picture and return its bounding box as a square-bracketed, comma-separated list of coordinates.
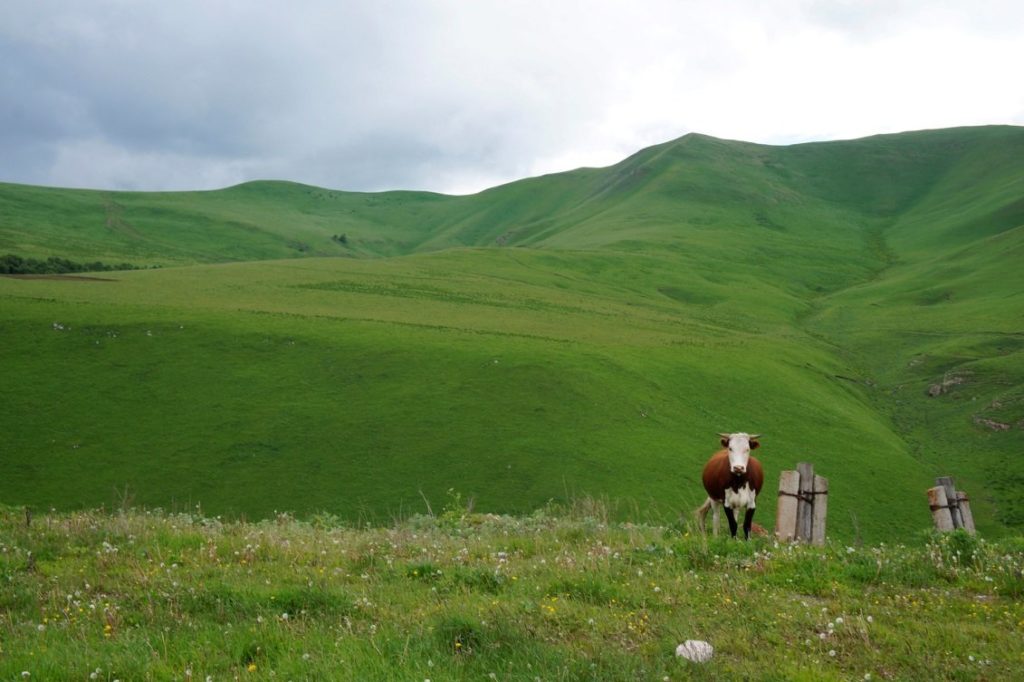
[694, 497, 713, 534]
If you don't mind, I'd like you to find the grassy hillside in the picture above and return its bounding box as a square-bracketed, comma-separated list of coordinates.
[1, 125, 1022, 540]
[2, 505, 1022, 680]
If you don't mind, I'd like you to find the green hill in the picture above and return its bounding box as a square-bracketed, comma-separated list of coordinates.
[1, 125, 1022, 540]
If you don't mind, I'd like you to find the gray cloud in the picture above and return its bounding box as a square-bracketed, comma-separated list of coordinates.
[2, 1, 1023, 194]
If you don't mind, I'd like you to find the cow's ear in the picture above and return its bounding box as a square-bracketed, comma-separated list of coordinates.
[750, 440, 760, 450]
[720, 437, 730, 448]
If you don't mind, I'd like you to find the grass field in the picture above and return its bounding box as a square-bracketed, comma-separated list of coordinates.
[2, 504, 1022, 680]
[1, 125, 1022, 540]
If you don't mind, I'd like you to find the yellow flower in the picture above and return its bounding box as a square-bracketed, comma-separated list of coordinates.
[247, 663, 257, 672]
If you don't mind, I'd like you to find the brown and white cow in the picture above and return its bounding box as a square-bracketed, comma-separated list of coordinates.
[695, 432, 764, 539]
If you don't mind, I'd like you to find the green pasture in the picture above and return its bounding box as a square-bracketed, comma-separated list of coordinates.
[1, 125, 1022, 540]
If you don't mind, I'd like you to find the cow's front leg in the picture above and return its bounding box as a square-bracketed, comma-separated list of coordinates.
[742, 508, 755, 540]
[723, 506, 738, 537]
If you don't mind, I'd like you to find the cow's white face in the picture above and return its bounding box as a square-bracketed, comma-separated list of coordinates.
[720, 432, 760, 475]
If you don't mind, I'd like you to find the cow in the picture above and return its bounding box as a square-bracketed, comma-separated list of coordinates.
[695, 432, 764, 539]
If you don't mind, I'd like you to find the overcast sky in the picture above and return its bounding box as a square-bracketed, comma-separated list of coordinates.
[2, 1, 1022, 195]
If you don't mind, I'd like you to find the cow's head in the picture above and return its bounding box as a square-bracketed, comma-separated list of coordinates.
[718, 432, 761, 475]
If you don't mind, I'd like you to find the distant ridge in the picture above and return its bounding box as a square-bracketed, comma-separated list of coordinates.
[1, 125, 1021, 265]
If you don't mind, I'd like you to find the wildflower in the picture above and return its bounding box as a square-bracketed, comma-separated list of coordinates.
[829, 649, 837, 657]
[247, 663, 257, 672]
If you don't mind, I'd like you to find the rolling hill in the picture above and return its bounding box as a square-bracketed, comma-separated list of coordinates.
[1, 125, 1022, 540]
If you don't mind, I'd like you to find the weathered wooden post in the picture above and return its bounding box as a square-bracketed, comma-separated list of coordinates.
[775, 463, 828, 545]
[775, 470, 800, 543]
[797, 462, 815, 542]
[811, 473, 829, 546]
[927, 476, 976, 534]
[936, 476, 963, 529]
[927, 486, 954, 531]
[957, 491, 976, 534]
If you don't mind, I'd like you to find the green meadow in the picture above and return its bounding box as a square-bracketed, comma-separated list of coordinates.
[2, 504, 1022, 680]
[1, 125, 1023, 541]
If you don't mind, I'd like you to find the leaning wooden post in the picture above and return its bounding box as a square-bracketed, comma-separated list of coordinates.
[810, 474, 829, 546]
[927, 486, 954, 531]
[956, 491, 976, 534]
[796, 462, 815, 542]
[775, 470, 801, 542]
[935, 476, 963, 529]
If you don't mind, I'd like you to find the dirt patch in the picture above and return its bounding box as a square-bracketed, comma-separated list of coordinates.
[1, 274, 117, 282]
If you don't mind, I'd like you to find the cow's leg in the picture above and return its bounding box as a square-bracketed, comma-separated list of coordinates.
[712, 500, 722, 536]
[742, 508, 755, 540]
[723, 506, 739, 537]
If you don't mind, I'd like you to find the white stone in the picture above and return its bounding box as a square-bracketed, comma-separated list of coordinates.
[675, 640, 714, 663]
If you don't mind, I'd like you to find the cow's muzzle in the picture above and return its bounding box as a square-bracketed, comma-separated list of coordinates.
[731, 466, 746, 475]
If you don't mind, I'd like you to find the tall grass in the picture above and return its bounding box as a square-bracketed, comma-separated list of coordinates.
[1, 504, 1021, 680]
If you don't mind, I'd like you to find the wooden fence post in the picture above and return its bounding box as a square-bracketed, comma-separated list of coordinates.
[927, 486, 954, 531]
[775, 463, 828, 545]
[935, 476, 963, 529]
[811, 474, 829, 546]
[775, 470, 800, 542]
[956, 491, 976, 535]
[928, 476, 976, 534]
[796, 462, 815, 542]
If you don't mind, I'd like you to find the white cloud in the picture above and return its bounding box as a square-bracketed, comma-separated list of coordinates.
[1, 0, 1022, 194]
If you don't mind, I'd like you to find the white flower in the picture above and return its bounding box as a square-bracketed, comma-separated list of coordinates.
[835, 617, 844, 625]
[829, 649, 836, 657]
[866, 615, 874, 623]
[21, 673, 30, 679]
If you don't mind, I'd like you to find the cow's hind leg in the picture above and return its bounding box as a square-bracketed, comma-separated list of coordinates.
[742, 508, 755, 540]
[723, 506, 739, 537]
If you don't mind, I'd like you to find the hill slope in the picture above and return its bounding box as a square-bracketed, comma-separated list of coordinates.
[1, 125, 1022, 539]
